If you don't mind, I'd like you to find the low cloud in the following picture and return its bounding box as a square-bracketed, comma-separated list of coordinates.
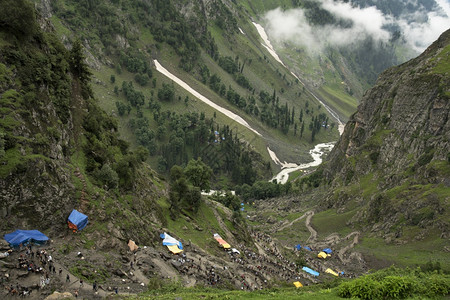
[263, 0, 450, 54]
[398, 0, 450, 52]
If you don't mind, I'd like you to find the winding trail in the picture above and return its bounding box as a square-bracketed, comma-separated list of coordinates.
[276, 210, 310, 232]
[305, 211, 318, 243]
[337, 232, 361, 264]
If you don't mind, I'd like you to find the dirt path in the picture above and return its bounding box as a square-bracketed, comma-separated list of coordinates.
[207, 201, 234, 242]
[276, 211, 310, 232]
[305, 211, 317, 243]
[74, 168, 89, 213]
[49, 253, 111, 298]
[337, 232, 360, 264]
[151, 258, 179, 281]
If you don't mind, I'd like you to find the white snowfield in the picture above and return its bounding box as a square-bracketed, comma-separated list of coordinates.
[252, 22, 286, 67]
[153, 60, 262, 137]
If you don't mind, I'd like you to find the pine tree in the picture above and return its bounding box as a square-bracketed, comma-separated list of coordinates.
[69, 39, 92, 84]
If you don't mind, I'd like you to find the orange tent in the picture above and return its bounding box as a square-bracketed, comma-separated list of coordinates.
[213, 233, 231, 249]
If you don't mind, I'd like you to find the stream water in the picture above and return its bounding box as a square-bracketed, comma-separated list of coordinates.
[252, 22, 345, 183]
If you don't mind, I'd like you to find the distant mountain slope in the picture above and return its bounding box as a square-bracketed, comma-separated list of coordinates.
[38, 0, 342, 184]
[318, 29, 449, 242]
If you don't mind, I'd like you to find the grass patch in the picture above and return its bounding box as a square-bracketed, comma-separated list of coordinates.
[140, 285, 341, 300]
[317, 85, 358, 120]
[357, 234, 450, 271]
[312, 209, 356, 238]
[431, 44, 450, 74]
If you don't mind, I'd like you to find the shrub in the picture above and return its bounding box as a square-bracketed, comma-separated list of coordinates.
[338, 276, 382, 299]
[338, 267, 450, 299]
[380, 276, 414, 299]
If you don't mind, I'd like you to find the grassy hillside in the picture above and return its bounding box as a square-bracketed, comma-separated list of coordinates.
[39, 0, 341, 186]
[136, 266, 449, 299]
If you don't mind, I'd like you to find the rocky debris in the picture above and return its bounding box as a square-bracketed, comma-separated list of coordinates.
[171, 260, 182, 269]
[0, 241, 10, 251]
[114, 269, 127, 277]
[45, 291, 74, 299]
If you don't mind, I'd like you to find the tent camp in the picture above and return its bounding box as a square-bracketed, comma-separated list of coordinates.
[322, 248, 332, 254]
[294, 244, 302, 251]
[303, 246, 312, 251]
[4, 230, 49, 247]
[128, 240, 138, 252]
[302, 266, 319, 277]
[160, 233, 183, 254]
[293, 281, 303, 288]
[67, 210, 88, 232]
[213, 233, 231, 249]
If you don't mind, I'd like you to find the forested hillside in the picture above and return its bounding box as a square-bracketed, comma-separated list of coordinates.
[0, 0, 169, 238]
[36, 0, 344, 187]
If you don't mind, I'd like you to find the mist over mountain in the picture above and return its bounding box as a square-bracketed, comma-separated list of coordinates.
[265, 0, 450, 54]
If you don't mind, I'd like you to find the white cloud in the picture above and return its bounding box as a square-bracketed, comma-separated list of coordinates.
[398, 0, 450, 52]
[320, 0, 391, 42]
[263, 0, 450, 54]
[263, 8, 320, 52]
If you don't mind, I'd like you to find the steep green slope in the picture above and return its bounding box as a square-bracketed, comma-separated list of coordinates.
[36, 0, 340, 185]
[0, 0, 166, 242]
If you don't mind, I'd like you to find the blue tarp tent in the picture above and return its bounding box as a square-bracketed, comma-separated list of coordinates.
[4, 230, 49, 247]
[323, 248, 332, 254]
[303, 246, 312, 251]
[302, 267, 319, 277]
[160, 233, 183, 250]
[68, 210, 88, 231]
[295, 244, 302, 250]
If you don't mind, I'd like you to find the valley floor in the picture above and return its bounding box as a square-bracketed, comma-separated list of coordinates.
[0, 197, 369, 299]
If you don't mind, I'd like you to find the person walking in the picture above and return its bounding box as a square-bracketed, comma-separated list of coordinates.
[66, 274, 70, 283]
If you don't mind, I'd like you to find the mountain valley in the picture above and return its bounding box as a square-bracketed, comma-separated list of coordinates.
[0, 0, 449, 299]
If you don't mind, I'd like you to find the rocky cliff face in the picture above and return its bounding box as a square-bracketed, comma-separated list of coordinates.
[322, 29, 449, 237]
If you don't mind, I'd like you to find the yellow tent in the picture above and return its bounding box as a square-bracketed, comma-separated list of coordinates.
[318, 251, 328, 259]
[293, 281, 303, 288]
[167, 245, 183, 254]
[325, 268, 339, 277]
